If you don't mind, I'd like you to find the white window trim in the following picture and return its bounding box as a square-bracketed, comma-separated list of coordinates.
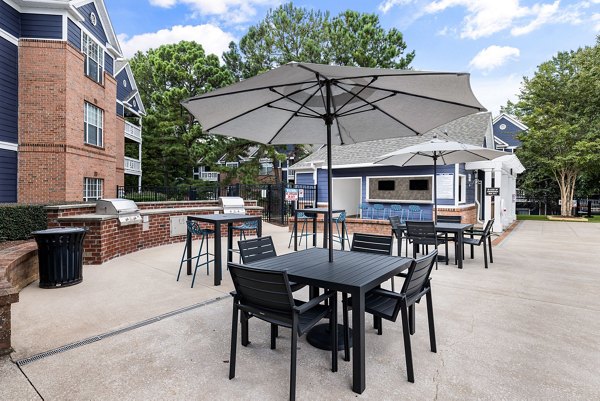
[84, 102, 103, 147]
[83, 177, 103, 201]
[82, 31, 104, 84]
[365, 174, 433, 204]
[458, 174, 467, 204]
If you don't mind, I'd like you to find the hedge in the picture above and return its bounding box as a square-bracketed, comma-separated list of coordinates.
[0, 205, 48, 242]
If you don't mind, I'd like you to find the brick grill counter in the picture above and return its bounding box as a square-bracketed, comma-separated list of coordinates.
[46, 200, 262, 265]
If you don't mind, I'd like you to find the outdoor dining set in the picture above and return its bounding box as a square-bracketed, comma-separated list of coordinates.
[176, 204, 494, 400]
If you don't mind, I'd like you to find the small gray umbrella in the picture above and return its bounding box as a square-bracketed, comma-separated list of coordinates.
[375, 136, 505, 221]
[182, 62, 486, 261]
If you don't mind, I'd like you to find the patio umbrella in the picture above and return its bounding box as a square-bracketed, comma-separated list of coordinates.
[182, 62, 486, 261]
[374, 135, 505, 222]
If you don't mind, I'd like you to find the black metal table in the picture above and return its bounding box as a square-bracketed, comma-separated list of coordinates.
[293, 208, 345, 251]
[187, 214, 262, 285]
[393, 222, 473, 268]
[248, 247, 412, 394]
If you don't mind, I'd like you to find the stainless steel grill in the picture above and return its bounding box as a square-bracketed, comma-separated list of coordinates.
[95, 199, 142, 226]
[219, 197, 245, 214]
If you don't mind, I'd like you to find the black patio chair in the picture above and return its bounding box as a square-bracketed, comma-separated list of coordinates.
[462, 218, 494, 268]
[405, 220, 447, 268]
[436, 215, 462, 264]
[228, 263, 337, 401]
[238, 236, 306, 293]
[342, 250, 438, 383]
[389, 215, 407, 258]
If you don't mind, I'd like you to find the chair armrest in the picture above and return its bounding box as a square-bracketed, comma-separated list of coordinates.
[369, 287, 404, 300]
[294, 290, 335, 314]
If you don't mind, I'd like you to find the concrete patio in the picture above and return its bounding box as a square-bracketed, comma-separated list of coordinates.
[2, 221, 600, 400]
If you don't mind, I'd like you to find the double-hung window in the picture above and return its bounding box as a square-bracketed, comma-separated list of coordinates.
[83, 177, 103, 201]
[84, 102, 103, 147]
[82, 32, 104, 84]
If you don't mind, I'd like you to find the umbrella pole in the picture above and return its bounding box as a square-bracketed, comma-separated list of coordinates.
[433, 153, 438, 223]
[325, 81, 334, 262]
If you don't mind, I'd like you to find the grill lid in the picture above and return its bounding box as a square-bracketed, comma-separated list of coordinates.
[219, 197, 245, 214]
[96, 198, 140, 215]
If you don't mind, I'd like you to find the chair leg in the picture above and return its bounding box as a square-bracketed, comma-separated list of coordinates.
[271, 324, 277, 350]
[290, 317, 298, 401]
[375, 316, 383, 335]
[342, 293, 350, 362]
[331, 292, 338, 373]
[488, 235, 494, 263]
[409, 305, 416, 335]
[241, 313, 250, 347]
[177, 240, 187, 282]
[483, 240, 488, 269]
[400, 304, 414, 383]
[191, 236, 203, 288]
[444, 236, 449, 265]
[229, 303, 239, 380]
[426, 289, 437, 353]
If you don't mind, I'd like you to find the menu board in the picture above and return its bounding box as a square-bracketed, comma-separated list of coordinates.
[436, 174, 454, 199]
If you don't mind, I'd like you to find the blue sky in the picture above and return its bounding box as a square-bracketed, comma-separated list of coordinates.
[104, 0, 600, 115]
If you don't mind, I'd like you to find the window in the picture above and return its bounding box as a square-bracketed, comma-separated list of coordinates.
[259, 162, 273, 175]
[84, 102, 103, 147]
[225, 162, 239, 168]
[82, 32, 104, 84]
[83, 178, 103, 201]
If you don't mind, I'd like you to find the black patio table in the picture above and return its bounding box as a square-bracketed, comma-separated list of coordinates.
[247, 247, 413, 394]
[186, 214, 262, 286]
[293, 208, 345, 251]
[393, 222, 473, 269]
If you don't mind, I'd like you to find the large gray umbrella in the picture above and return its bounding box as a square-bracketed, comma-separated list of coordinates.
[375, 136, 505, 222]
[182, 62, 486, 261]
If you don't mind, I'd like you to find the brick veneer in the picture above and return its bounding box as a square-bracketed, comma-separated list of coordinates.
[18, 39, 119, 203]
[46, 201, 262, 265]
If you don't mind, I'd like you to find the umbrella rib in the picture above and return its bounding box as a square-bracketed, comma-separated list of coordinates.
[335, 84, 421, 135]
[184, 80, 320, 102]
[336, 92, 396, 117]
[266, 104, 321, 118]
[266, 85, 324, 144]
[334, 77, 377, 115]
[203, 82, 321, 132]
[294, 64, 466, 81]
[269, 86, 323, 117]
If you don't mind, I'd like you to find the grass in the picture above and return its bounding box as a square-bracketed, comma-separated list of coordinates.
[517, 214, 600, 223]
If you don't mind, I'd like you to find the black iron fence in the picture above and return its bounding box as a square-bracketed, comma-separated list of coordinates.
[116, 183, 318, 226]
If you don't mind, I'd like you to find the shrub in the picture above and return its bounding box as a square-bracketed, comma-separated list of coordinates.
[0, 204, 48, 242]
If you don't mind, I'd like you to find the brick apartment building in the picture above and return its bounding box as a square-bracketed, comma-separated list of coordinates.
[0, 0, 144, 204]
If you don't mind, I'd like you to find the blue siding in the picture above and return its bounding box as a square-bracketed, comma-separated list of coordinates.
[77, 2, 108, 45]
[317, 169, 328, 203]
[67, 18, 81, 49]
[104, 52, 113, 76]
[21, 14, 62, 39]
[0, 36, 18, 144]
[496, 132, 522, 147]
[493, 116, 524, 134]
[128, 95, 141, 113]
[0, 0, 20, 38]
[0, 148, 17, 203]
[116, 102, 124, 117]
[116, 68, 132, 101]
[296, 173, 313, 186]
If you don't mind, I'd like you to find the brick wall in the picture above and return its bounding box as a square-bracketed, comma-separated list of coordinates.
[18, 40, 119, 203]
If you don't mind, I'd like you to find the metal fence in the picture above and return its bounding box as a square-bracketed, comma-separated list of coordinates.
[117, 183, 318, 226]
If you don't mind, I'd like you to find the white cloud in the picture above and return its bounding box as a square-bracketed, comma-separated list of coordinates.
[593, 13, 600, 31]
[470, 74, 523, 115]
[149, 0, 280, 23]
[469, 45, 520, 72]
[510, 1, 560, 36]
[118, 24, 235, 59]
[378, 0, 415, 14]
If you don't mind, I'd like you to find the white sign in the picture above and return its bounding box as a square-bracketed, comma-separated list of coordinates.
[298, 188, 304, 198]
[285, 189, 298, 201]
[436, 174, 454, 199]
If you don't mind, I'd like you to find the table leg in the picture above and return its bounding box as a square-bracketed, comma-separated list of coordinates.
[323, 213, 328, 249]
[351, 289, 366, 394]
[458, 230, 464, 269]
[186, 218, 192, 275]
[214, 223, 222, 285]
[257, 217, 262, 237]
[341, 219, 346, 250]
[294, 213, 298, 252]
[313, 216, 317, 247]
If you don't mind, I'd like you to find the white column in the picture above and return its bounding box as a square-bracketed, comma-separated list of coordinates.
[494, 168, 503, 232]
[484, 168, 493, 223]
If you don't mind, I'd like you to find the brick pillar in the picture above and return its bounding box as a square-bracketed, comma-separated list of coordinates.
[0, 292, 18, 355]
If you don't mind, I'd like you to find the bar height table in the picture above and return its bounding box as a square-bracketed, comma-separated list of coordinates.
[186, 214, 262, 285]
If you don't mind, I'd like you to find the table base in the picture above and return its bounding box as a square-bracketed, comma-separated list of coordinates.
[306, 323, 352, 351]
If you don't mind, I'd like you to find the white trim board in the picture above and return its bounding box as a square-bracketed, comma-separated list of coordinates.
[0, 141, 18, 151]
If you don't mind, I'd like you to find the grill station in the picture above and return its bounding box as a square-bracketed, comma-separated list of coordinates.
[219, 197, 246, 214]
[95, 199, 142, 226]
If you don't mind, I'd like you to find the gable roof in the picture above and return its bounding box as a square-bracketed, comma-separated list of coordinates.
[492, 113, 528, 131]
[71, 0, 122, 56]
[495, 132, 522, 148]
[291, 112, 493, 169]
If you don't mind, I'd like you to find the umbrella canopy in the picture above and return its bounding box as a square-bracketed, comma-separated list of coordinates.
[375, 137, 505, 221]
[182, 62, 486, 261]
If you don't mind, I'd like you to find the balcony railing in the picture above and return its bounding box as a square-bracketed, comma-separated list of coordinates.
[124, 156, 142, 175]
[124, 121, 142, 142]
[199, 171, 219, 181]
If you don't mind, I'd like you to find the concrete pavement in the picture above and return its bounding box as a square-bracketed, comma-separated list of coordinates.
[2, 221, 600, 400]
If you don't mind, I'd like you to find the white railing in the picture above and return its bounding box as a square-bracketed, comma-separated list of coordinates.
[124, 121, 142, 142]
[124, 156, 141, 175]
[200, 171, 219, 181]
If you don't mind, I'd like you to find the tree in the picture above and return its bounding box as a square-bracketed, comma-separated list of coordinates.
[130, 41, 234, 186]
[511, 38, 600, 216]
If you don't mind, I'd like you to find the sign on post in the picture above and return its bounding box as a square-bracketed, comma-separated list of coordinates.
[486, 187, 500, 196]
[285, 188, 299, 201]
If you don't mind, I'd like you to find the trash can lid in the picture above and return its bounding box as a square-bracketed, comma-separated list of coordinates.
[32, 227, 87, 235]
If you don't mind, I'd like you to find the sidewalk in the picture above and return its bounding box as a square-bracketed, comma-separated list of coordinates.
[2, 221, 600, 400]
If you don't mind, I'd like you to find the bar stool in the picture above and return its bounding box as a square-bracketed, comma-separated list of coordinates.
[373, 203, 386, 219]
[231, 220, 258, 261]
[288, 212, 313, 249]
[359, 203, 371, 219]
[332, 211, 351, 249]
[178, 220, 215, 288]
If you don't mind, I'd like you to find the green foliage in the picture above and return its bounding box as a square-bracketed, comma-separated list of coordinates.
[511, 37, 600, 215]
[130, 41, 235, 186]
[0, 205, 47, 242]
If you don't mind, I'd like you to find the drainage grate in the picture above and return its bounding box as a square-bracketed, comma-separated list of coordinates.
[15, 295, 230, 367]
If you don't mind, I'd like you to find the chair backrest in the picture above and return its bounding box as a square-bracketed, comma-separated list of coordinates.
[482, 218, 495, 235]
[373, 203, 384, 211]
[186, 220, 206, 235]
[389, 215, 402, 230]
[405, 220, 436, 241]
[238, 236, 277, 264]
[401, 250, 437, 304]
[390, 204, 402, 212]
[350, 233, 393, 255]
[408, 205, 421, 212]
[228, 263, 294, 314]
[334, 211, 346, 222]
[360, 203, 370, 210]
[436, 215, 462, 223]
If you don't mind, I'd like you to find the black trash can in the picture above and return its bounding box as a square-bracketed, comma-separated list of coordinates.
[31, 227, 88, 288]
